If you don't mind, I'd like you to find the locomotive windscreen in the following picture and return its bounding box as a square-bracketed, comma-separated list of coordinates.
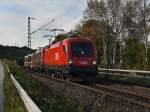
[71, 42, 93, 57]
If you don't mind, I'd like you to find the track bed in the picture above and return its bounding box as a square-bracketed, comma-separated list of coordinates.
[22, 69, 150, 112]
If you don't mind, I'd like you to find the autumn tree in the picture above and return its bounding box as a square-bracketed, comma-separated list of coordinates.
[79, 0, 150, 70]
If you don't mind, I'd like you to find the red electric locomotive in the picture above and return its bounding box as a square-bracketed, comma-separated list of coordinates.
[24, 36, 98, 80]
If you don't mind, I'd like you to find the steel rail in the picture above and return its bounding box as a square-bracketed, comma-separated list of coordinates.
[99, 68, 150, 74]
[26, 70, 150, 109]
[94, 84, 150, 104]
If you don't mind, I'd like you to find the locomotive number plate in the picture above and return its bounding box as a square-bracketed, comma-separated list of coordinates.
[80, 61, 88, 64]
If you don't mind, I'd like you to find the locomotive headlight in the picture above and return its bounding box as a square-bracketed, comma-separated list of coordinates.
[93, 61, 96, 65]
[68, 59, 73, 64]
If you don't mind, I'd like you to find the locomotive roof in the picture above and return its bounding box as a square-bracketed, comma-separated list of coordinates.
[47, 36, 93, 49]
[64, 36, 92, 42]
[25, 36, 93, 56]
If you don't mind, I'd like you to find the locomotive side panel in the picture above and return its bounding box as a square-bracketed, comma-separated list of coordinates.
[49, 45, 68, 65]
[24, 36, 98, 80]
[43, 43, 68, 68]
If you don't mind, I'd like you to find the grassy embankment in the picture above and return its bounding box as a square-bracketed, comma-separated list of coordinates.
[4, 60, 150, 111]
[6, 60, 84, 112]
[3, 61, 27, 112]
[99, 73, 150, 86]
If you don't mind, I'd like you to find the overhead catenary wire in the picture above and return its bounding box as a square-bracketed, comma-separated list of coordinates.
[31, 6, 79, 35]
[54, 12, 83, 33]
[40, 13, 83, 46]
[30, 6, 79, 47]
[31, 19, 55, 34]
[40, 11, 83, 37]
[30, 4, 84, 49]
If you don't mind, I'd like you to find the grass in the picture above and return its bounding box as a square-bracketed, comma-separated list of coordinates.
[3, 61, 27, 112]
[4, 60, 150, 112]
[5, 60, 84, 112]
[98, 73, 150, 86]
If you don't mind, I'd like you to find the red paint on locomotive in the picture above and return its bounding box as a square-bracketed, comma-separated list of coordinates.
[24, 36, 98, 75]
[43, 41, 68, 66]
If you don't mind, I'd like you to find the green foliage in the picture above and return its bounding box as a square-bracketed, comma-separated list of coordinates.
[98, 72, 150, 86]
[53, 34, 68, 43]
[147, 47, 150, 70]
[72, 23, 83, 35]
[6, 61, 84, 112]
[0, 45, 33, 65]
[3, 60, 27, 112]
[122, 38, 146, 69]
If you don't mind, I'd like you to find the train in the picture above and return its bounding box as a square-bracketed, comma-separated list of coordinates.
[24, 36, 98, 80]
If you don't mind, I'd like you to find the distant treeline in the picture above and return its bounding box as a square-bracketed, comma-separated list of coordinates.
[0, 45, 33, 65]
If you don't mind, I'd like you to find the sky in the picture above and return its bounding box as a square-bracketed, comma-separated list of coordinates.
[0, 0, 87, 49]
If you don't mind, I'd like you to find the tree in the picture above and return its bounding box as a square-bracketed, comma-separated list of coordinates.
[0, 45, 33, 65]
[84, 0, 119, 68]
[82, 0, 150, 70]
[122, 38, 145, 69]
[52, 34, 68, 43]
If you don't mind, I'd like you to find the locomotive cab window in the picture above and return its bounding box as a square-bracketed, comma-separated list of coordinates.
[71, 42, 93, 57]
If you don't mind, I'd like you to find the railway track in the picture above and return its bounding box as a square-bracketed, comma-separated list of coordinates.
[94, 84, 150, 104]
[76, 81, 150, 107]
[24, 69, 150, 109]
